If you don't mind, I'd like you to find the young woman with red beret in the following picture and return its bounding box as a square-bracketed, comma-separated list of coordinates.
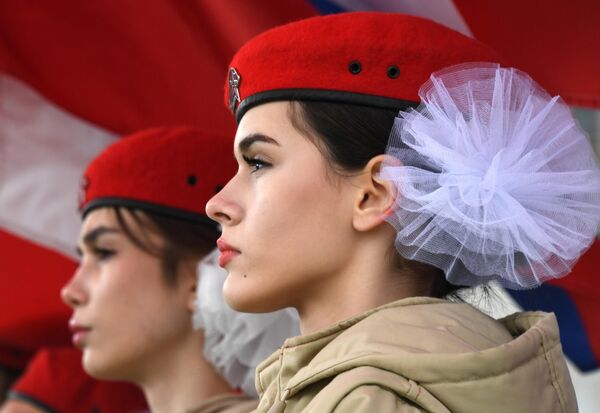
[56, 126, 298, 413]
[206, 12, 600, 413]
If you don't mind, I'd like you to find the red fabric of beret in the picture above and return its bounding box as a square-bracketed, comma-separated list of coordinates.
[81, 126, 235, 228]
[226, 12, 502, 122]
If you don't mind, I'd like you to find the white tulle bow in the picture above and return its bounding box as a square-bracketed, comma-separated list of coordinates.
[193, 249, 300, 396]
[382, 63, 600, 289]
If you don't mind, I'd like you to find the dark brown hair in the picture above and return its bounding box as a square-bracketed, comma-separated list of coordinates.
[288, 100, 463, 298]
[113, 207, 217, 286]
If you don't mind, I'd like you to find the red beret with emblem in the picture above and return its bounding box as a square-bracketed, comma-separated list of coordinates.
[226, 12, 503, 122]
[80, 126, 235, 229]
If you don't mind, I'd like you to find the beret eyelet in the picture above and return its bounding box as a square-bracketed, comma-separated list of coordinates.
[187, 175, 198, 186]
[214, 184, 224, 193]
[387, 65, 400, 79]
[348, 60, 362, 75]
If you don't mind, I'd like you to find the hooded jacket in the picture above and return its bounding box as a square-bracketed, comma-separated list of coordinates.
[189, 393, 257, 413]
[253, 297, 577, 413]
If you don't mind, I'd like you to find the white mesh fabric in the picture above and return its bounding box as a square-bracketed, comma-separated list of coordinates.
[381, 63, 600, 289]
[193, 249, 300, 396]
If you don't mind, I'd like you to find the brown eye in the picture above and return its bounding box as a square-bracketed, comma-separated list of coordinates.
[242, 155, 271, 173]
[93, 248, 115, 261]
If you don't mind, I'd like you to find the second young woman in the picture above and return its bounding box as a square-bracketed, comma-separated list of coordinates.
[62, 126, 299, 413]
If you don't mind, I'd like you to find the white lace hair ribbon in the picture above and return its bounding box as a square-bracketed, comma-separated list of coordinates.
[193, 249, 300, 397]
[381, 63, 600, 289]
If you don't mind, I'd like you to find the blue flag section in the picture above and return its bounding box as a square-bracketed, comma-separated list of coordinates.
[307, 0, 346, 14]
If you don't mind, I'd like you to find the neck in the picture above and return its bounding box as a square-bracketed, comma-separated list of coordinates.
[138, 330, 234, 413]
[297, 228, 434, 335]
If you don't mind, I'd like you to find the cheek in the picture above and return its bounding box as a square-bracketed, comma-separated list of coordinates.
[85, 296, 190, 380]
[83, 264, 190, 378]
[224, 173, 355, 311]
[254, 175, 350, 257]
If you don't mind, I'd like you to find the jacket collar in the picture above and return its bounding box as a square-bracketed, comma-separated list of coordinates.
[255, 297, 447, 398]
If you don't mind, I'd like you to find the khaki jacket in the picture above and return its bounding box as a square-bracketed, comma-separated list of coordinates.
[189, 393, 257, 413]
[253, 297, 577, 413]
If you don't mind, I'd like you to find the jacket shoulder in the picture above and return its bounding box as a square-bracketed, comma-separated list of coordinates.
[303, 366, 449, 413]
[188, 394, 257, 413]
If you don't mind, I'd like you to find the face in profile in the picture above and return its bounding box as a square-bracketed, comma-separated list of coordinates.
[206, 102, 363, 314]
[62, 208, 197, 380]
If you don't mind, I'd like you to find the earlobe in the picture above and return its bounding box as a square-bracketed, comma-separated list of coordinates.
[187, 285, 198, 313]
[352, 155, 398, 232]
[181, 261, 199, 313]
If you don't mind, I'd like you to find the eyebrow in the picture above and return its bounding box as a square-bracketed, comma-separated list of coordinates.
[75, 226, 120, 256]
[237, 133, 280, 153]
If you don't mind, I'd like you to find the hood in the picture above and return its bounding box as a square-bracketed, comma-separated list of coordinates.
[256, 297, 576, 413]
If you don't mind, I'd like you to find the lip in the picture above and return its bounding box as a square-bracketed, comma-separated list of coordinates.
[216, 238, 241, 267]
[69, 318, 92, 348]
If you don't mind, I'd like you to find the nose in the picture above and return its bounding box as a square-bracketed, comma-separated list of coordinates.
[61, 268, 88, 309]
[206, 182, 242, 227]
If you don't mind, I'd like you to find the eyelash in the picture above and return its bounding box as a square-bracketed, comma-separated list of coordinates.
[92, 247, 115, 261]
[242, 155, 271, 173]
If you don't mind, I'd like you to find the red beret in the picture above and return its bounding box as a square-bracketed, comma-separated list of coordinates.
[81, 126, 235, 228]
[226, 12, 502, 122]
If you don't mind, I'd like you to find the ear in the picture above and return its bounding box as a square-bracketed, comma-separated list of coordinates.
[180, 260, 199, 313]
[187, 280, 198, 313]
[352, 155, 398, 232]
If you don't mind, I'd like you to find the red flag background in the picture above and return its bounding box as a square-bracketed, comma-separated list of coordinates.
[0, 0, 316, 366]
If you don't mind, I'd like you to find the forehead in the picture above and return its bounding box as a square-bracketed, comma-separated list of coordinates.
[81, 207, 118, 234]
[234, 101, 295, 145]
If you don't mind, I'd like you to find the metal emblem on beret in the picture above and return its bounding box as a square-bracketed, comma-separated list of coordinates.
[228, 67, 241, 114]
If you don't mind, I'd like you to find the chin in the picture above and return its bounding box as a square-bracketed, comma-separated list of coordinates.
[223, 273, 286, 313]
[82, 349, 126, 381]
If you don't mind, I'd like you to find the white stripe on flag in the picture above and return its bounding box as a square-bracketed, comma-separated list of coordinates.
[0, 74, 117, 259]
